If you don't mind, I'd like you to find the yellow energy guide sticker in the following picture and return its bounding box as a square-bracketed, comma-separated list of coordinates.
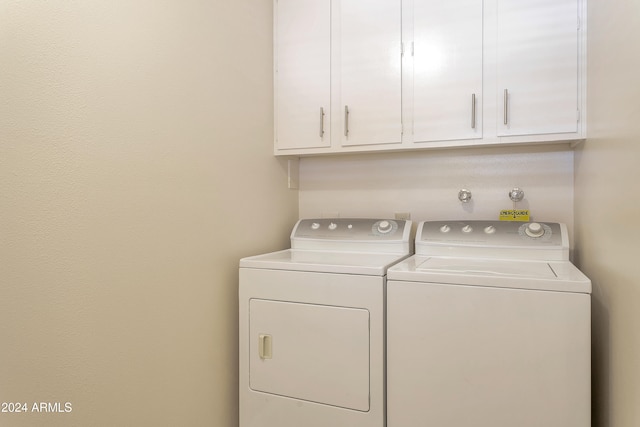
[499, 209, 530, 222]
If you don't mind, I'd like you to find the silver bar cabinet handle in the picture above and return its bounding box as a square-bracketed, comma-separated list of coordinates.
[471, 93, 476, 129]
[319, 107, 325, 137]
[344, 105, 349, 137]
[503, 89, 508, 125]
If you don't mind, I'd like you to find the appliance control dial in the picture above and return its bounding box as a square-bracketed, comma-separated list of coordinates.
[525, 222, 545, 238]
[377, 220, 392, 233]
[311, 222, 320, 230]
[484, 225, 496, 234]
[440, 225, 451, 233]
[462, 225, 473, 233]
[372, 220, 398, 235]
[328, 222, 338, 231]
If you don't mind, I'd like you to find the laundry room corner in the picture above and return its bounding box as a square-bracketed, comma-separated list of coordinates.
[573, 0, 640, 424]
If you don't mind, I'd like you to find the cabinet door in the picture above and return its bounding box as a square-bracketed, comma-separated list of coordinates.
[275, 0, 331, 151]
[497, 0, 579, 137]
[413, 0, 483, 143]
[339, 0, 402, 147]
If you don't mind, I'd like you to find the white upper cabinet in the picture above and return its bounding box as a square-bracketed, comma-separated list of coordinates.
[273, 0, 586, 156]
[411, 0, 483, 143]
[338, 0, 403, 147]
[496, 0, 580, 137]
[275, 0, 331, 151]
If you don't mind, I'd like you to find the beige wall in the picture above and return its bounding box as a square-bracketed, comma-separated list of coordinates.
[0, 1, 297, 426]
[574, 1, 640, 426]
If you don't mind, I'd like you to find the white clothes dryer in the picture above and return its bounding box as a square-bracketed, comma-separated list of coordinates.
[239, 218, 412, 427]
[386, 220, 591, 427]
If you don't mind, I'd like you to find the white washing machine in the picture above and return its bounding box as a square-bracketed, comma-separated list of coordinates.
[239, 218, 412, 427]
[386, 220, 591, 427]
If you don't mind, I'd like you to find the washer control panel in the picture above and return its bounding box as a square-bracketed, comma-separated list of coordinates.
[420, 220, 562, 246]
[294, 218, 407, 240]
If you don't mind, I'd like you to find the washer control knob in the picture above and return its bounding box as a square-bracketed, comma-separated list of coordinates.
[440, 225, 451, 233]
[311, 222, 320, 230]
[525, 222, 545, 238]
[484, 225, 497, 234]
[462, 225, 473, 233]
[328, 222, 338, 231]
[377, 220, 392, 234]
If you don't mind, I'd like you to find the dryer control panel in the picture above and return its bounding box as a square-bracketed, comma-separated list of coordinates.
[417, 221, 568, 261]
[295, 218, 406, 240]
[291, 218, 413, 254]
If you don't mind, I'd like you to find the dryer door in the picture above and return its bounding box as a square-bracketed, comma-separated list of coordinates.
[249, 299, 370, 411]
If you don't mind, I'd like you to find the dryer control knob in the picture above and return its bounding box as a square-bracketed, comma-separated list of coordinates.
[311, 222, 321, 230]
[525, 222, 545, 238]
[440, 225, 451, 233]
[328, 222, 338, 231]
[484, 225, 496, 234]
[462, 225, 473, 233]
[377, 220, 392, 233]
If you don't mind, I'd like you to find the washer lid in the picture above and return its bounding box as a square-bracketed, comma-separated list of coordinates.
[417, 257, 557, 279]
[240, 249, 409, 276]
[387, 256, 592, 293]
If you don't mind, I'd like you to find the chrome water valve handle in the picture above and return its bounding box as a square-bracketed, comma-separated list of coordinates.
[509, 187, 524, 202]
[458, 189, 472, 203]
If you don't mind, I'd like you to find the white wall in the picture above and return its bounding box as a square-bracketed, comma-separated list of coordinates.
[300, 144, 575, 244]
[574, 1, 640, 426]
[0, 1, 297, 426]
